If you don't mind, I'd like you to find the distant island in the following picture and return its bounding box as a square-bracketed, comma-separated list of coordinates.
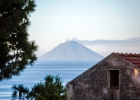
[38, 40, 104, 61]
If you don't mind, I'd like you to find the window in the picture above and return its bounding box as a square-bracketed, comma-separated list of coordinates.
[110, 70, 119, 89]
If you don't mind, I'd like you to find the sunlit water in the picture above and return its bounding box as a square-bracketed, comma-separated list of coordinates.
[0, 60, 97, 99]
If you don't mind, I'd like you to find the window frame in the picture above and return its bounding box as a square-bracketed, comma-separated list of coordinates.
[108, 70, 120, 89]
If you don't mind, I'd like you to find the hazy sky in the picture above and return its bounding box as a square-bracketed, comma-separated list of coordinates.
[28, 0, 140, 56]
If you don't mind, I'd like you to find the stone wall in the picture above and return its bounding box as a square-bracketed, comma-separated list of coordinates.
[66, 53, 140, 100]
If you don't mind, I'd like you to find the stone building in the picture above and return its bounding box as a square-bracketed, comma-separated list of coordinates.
[66, 53, 140, 100]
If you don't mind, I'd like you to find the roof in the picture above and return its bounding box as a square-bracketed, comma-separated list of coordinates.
[118, 53, 140, 68]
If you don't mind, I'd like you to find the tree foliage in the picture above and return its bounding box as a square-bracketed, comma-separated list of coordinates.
[12, 84, 29, 100]
[0, 0, 37, 80]
[12, 75, 67, 100]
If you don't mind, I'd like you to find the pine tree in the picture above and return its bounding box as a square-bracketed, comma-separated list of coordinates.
[31, 75, 67, 100]
[12, 75, 67, 100]
[0, 0, 37, 80]
[12, 84, 29, 100]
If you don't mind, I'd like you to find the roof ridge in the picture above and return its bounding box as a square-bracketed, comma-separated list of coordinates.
[114, 53, 140, 57]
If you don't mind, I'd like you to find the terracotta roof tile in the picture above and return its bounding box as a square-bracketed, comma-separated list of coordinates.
[117, 53, 140, 68]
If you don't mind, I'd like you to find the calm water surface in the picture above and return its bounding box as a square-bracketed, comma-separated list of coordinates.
[0, 60, 97, 99]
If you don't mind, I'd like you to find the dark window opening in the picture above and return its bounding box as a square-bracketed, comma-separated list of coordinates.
[110, 70, 119, 89]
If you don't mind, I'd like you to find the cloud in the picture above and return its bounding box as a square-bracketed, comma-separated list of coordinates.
[76, 37, 140, 45]
[76, 37, 140, 56]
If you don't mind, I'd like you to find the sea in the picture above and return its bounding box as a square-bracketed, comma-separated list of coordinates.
[0, 60, 98, 99]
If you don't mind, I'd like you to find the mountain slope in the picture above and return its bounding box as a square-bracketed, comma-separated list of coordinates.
[39, 40, 104, 61]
